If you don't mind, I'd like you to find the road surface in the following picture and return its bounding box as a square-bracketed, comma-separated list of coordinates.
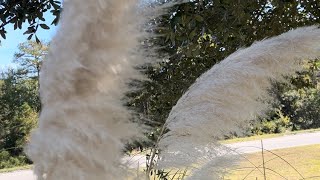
[1, 131, 320, 180]
[0, 170, 34, 180]
[225, 131, 320, 154]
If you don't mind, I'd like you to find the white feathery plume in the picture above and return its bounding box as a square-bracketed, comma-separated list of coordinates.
[23, 0, 320, 179]
[25, 0, 160, 179]
[158, 26, 320, 179]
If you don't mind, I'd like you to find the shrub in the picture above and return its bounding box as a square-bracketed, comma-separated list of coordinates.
[0, 150, 28, 169]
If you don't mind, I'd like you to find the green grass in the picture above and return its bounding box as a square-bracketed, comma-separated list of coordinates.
[221, 128, 320, 144]
[135, 144, 320, 179]
[3, 145, 318, 180]
[0, 164, 32, 173]
[224, 144, 320, 180]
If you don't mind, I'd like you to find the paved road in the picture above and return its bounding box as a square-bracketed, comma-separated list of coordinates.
[1, 131, 320, 180]
[0, 170, 34, 180]
[226, 131, 320, 154]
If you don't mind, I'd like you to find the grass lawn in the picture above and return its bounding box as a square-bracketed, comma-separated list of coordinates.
[132, 144, 320, 179]
[224, 144, 320, 180]
[2, 144, 320, 180]
[222, 128, 320, 144]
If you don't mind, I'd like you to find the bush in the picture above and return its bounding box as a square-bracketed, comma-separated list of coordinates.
[0, 150, 28, 169]
[261, 120, 277, 134]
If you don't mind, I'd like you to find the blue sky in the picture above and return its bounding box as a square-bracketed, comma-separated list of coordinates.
[0, 12, 57, 69]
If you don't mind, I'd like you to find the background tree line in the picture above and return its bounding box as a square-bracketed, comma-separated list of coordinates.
[0, 41, 47, 168]
[0, 0, 319, 169]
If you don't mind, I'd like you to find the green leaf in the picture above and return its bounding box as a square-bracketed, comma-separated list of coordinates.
[51, 16, 59, 25]
[17, 20, 22, 29]
[194, 15, 204, 22]
[27, 34, 34, 40]
[23, 27, 35, 35]
[38, 16, 45, 21]
[51, 2, 60, 9]
[0, 31, 6, 39]
[39, 24, 50, 29]
[35, 35, 40, 44]
[189, 29, 197, 39]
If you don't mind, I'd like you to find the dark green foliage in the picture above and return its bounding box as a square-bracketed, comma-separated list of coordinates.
[250, 60, 320, 135]
[0, 70, 39, 169]
[251, 108, 291, 135]
[274, 60, 320, 130]
[0, 70, 39, 156]
[128, 0, 320, 147]
[0, 40, 44, 169]
[0, 0, 62, 42]
[0, 150, 28, 169]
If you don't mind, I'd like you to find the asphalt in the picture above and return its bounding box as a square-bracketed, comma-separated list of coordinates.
[225, 131, 320, 154]
[1, 131, 320, 180]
